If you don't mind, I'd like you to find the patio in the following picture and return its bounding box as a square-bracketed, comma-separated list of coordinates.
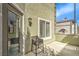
[25, 41, 79, 56]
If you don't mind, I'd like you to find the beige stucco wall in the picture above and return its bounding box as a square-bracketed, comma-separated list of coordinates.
[15, 3, 25, 12]
[0, 3, 55, 55]
[24, 3, 55, 53]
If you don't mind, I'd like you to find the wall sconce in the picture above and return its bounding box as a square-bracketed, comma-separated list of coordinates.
[28, 17, 32, 27]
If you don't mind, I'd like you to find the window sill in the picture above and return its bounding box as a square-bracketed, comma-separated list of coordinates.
[40, 36, 52, 40]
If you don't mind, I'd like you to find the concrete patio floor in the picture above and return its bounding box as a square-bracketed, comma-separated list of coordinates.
[25, 41, 79, 56]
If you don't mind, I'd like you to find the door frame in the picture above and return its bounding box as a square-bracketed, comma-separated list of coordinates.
[2, 3, 24, 56]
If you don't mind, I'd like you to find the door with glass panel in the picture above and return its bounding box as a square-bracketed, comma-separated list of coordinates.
[7, 5, 21, 56]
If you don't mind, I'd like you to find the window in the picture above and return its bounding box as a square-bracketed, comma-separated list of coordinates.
[46, 22, 50, 37]
[38, 18, 51, 39]
[7, 4, 22, 56]
[40, 20, 45, 37]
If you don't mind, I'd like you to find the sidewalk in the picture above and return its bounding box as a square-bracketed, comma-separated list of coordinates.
[45, 41, 79, 56]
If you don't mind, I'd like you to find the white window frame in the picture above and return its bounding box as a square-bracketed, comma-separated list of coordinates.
[38, 17, 52, 40]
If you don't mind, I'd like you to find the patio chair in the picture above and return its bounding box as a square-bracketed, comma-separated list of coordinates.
[31, 36, 44, 56]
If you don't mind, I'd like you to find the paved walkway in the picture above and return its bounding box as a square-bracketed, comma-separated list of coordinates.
[45, 41, 79, 56]
[26, 41, 79, 56]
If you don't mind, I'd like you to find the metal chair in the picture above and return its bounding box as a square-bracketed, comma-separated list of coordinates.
[31, 36, 44, 56]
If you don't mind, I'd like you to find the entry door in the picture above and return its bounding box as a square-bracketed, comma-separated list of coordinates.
[8, 10, 20, 56]
[7, 5, 21, 56]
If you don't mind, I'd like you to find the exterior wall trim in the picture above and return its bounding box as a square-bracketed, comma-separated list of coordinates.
[10, 3, 24, 14]
[2, 3, 25, 56]
[11, 3, 25, 55]
[38, 17, 52, 40]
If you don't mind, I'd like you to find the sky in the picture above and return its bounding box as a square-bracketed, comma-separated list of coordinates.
[56, 3, 79, 25]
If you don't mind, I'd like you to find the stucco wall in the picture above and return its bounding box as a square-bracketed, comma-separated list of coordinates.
[24, 3, 55, 53]
[16, 3, 25, 11]
[0, 3, 55, 55]
[0, 3, 2, 56]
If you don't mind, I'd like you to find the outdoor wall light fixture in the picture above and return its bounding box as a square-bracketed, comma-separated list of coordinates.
[28, 17, 32, 27]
